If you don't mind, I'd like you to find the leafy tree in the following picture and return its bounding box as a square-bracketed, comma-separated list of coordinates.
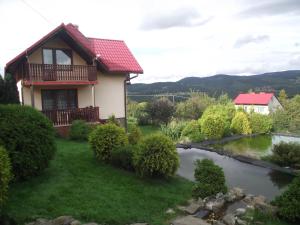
[200, 114, 226, 139]
[192, 159, 227, 198]
[278, 89, 288, 105]
[249, 113, 273, 134]
[146, 97, 174, 125]
[175, 92, 215, 120]
[181, 120, 203, 142]
[0, 73, 19, 104]
[200, 104, 235, 136]
[217, 93, 232, 105]
[230, 111, 252, 135]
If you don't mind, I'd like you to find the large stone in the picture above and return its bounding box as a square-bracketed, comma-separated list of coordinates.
[52, 216, 75, 225]
[236, 219, 247, 225]
[243, 195, 266, 206]
[222, 214, 236, 225]
[178, 199, 204, 215]
[130, 223, 148, 225]
[234, 208, 246, 216]
[70, 220, 81, 225]
[225, 188, 245, 202]
[205, 198, 225, 213]
[213, 221, 226, 225]
[166, 208, 175, 214]
[171, 216, 210, 225]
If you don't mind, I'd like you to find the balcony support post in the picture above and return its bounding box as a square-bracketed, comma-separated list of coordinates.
[91, 84, 95, 107]
[30, 85, 35, 108]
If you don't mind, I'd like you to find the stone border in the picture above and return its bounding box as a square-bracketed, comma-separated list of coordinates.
[176, 142, 297, 176]
[271, 132, 300, 138]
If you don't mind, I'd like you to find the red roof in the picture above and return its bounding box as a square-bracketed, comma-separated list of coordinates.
[234, 93, 274, 105]
[89, 38, 143, 73]
[6, 23, 143, 74]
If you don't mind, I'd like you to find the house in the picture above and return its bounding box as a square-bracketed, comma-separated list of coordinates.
[233, 92, 283, 115]
[5, 23, 143, 134]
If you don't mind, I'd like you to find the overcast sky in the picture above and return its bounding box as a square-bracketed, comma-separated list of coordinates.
[0, 0, 300, 83]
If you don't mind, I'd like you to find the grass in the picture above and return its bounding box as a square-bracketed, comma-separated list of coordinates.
[243, 210, 295, 225]
[138, 125, 161, 136]
[5, 138, 192, 225]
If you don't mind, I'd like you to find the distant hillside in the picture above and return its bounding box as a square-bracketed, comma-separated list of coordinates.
[128, 70, 300, 100]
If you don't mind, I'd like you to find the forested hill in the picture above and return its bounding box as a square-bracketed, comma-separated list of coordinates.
[128, 70, 300, 98]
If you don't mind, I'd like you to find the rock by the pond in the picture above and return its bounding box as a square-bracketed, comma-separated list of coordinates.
[130, 223, 148, 225]
[222, 213, 236, 225]
[243, 195, 266, 205]
[213, 221, 226, 225]
[166, 208, 175, 214]
[171, 216, 210, 225]
[234, 208, 246, 216]
[178, 199, 204, 215]
[205, 198, 225, 213]
[70, 221, 81, 225]
[225, 188, 245, 202]
[52, 216, 75, 225]
[235, 219, 247, 225]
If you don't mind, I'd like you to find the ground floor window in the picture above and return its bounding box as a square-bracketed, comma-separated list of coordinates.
[41, 89, 77, 110]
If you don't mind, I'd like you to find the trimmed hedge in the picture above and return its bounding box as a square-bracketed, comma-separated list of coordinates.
[273, 174, 300, 221]
[111, 145, 139, 171]
[0, 105, 56, 180]
[134, 134, 179, 178]
[0, 146, 12, 209]
[192, 159, 227, 198]
[230, 111, 252, 135]
[249, 113, 273, 134]
[89, 123, 128, 162]
[200, 114, 226, 140]
[128, 126, 142, 145]
[69, 120, 91, 141]
[181, 120, 203, 142]
[270, 142, 300, 168]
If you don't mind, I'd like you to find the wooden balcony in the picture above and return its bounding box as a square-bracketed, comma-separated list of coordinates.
[42, 106, 99, 126]
[24, 63, 97, 85]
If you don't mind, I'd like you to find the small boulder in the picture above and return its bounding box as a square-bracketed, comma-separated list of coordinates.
[166, 208, 175, 214]
[70, 220, 81, 225]
[52, 216, 75, 225]
[235, 219, 247, 225]
[222, 214, 236, 225]
[225, 188, 245, 202]
[171, 216, 210, 225]
[234, 208, 246, 216]
[205, 198, 225, 213]
[130, 223, 148, 225]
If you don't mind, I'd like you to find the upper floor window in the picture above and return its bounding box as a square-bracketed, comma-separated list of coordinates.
[43, 48, 72, 65]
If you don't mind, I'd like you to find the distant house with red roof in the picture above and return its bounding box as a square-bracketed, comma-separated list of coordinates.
[233, 92, 282, 115]
[5, 23, 143, 134]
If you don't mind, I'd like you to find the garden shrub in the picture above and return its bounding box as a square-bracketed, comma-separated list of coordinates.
[249, 113, 273, 134]
[128, 125, 142, 145]
[134, 134, 179, 178]
[181, 120, 204, 142]
[107, 114, 120, 126]
[230, 111, 252, 135]
[0, 105, 56, 180]
[200, 114, 226, 139]
[69, 120, 91, 141]
[146, 97, 175, 125]
[200, 104, 235, 136]
[0, 146, 12, 209]
[273, 174, 300, 222]
[127, 116, 138, 132]
[192, 159, 227, 198]
[269, 142, 300, 168]
[89, 123, 128, 162]
[111, 145, 139, 171]
[161, 120, 187, 142]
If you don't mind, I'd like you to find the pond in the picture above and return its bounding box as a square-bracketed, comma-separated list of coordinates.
[177, 148, 294, 200]
[211, 134, 300, 158]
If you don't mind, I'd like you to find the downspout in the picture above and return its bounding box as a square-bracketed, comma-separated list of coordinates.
[124, 73, 139, 131]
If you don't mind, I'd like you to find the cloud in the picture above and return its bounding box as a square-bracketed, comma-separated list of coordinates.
[140, 7, 212, 30]
[234, 35, 270, 48]
[239, 0, 300, 18]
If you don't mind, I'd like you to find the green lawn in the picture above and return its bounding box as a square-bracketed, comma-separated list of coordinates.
[244, 210, 295, 225]
[139, 125, 161, 136]
[5, 139, 192, 225]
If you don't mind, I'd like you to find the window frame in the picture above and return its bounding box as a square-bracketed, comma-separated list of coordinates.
[42, 48, 73, 66]
[41, 89, 78, 111]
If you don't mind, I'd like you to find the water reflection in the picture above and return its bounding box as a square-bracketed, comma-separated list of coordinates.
[177, 148, 294, 200]
[213, 135, 300, 157]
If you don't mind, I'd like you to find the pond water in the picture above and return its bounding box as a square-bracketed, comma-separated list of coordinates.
[177, 148, 294, 200]
[211, 135, 300, 158]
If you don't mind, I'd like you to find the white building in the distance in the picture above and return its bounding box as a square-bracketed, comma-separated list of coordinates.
[233, 92, 283, 115]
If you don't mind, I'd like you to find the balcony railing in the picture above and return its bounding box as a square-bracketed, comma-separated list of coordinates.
[25, 63, 97, 82]
[42, 106, 99, 126]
